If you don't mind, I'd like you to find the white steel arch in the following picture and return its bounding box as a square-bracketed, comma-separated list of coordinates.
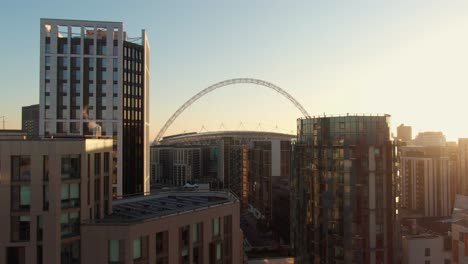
[154, 78, 310, 143]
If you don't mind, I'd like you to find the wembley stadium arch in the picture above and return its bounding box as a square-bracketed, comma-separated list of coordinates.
[153, 78, 310, 143]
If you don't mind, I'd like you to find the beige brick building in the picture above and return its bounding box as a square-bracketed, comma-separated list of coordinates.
[0, 137, 113, 264]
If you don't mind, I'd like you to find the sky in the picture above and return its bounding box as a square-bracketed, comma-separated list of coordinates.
[1, 0, 468, 141]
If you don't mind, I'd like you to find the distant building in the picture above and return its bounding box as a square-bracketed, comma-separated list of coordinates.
[152, 131, 294, 244]
[402, 235, 449, 264]
[271, 175, 291, 244]
[291, 115, 399, 264]
[0, 137, 113, 264]
[414, 132, 447, 147]
[0, 129, 27, 140]
[81, 191, 242, 264]
[248, 140, 291, 241]
[400, 217, 452, 264]
[21, 104, 39, 137]
[451, 194, 468, 264]
[459, 139, 468, 195]
[400, 145, 458, 216]
[397, 124, 412, 142]
[151, 145, 214, 187]
[39, 18, 150, 196]
[152, 131, 294, 198]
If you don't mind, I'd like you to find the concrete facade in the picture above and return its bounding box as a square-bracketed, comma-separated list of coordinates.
[459, 139, 468, 195]
[402, 234, 448, 264]
[39, 18, 149, 197]
[400, 146, 457, 217]
[0, 137, 113, 264]
[81, 192, 242, 264]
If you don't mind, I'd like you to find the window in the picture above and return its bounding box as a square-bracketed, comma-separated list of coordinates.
[70, 122, 80, 134]
[7, 247, 25, 264]
[104, 152, 110, 174]
[180, 225, 190, 264]
[156, 231, 168, 264]
[37, 245, 43, 264]
[193, 222, 202, 243]
[425, 261, 430, 264]
[134, 236, 149, 261]
[61, 240, 80, 264]
[11, 186, 31, 211]
[45, 56, 51, 67]
[133, 238, 141, 260]
[213, 217, 220, 237]
[193, 245, 202, 264]
[43, 156, 49, 181]
[11, 216, 30, 242]
[43, 185, 49, 210]
[425, 248, 430, 256]
[95, 153, 101, 176]
[37, 216, 43, 241]
[61, 183, 80, 208]
[216, 243, 222, 261]
[11, 156, 31, 181]
[109, 240, 123, 264]
[60, 212, 80, 237]
[61, 155, 80, 179]
[45, 37, 51, 54]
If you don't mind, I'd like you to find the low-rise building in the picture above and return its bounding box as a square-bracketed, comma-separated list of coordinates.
[81, 191, 242, 264]
[402, 234, 448, 264]
[451, 194, 468, 264]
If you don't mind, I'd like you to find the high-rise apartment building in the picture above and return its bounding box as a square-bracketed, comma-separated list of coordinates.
[400, 146, 457, 217]
[291, 115, 399, 264]
[397, 124, 412, 142]
[39, 18, 149, 196]
[414, 132, 446, 147]
[0, 137, 113, 264]
[21, 105, 40, 138]
[459, 138, 468, 195]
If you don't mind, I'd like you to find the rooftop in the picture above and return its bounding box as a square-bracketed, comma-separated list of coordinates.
[157, 130, 295, 146]
[88, 191, 238, 224]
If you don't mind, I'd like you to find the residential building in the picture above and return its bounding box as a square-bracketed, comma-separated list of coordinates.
[400, 145, 458, 217]
[402, 235, 448, 264]
[400, 217, 451, 264]
[414, 132, 446, 147]
[152, 131, 294, 199]
[39, 18, 150, 196]
[291, 115, 399, 264]
[152, 131, 294, 243]
[0, 137, 113, 264]
[151, 146, 202, 187]
[451, 194, 468, 264]
[0, 130, 27, 140]
[21, 105, 39, 138]
[459, 139, 468, 195]
[81, 191, 242, 264]
[397, 124, 412, 142]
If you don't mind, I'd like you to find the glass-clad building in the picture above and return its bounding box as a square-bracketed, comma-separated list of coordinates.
[291, 115, 399, 264]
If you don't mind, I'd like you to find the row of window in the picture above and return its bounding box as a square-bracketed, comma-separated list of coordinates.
[45, 37, 118, 56]
[45, 121, 119, 136]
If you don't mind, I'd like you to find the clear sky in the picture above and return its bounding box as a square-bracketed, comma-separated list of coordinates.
[1, 0, 468, 141]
